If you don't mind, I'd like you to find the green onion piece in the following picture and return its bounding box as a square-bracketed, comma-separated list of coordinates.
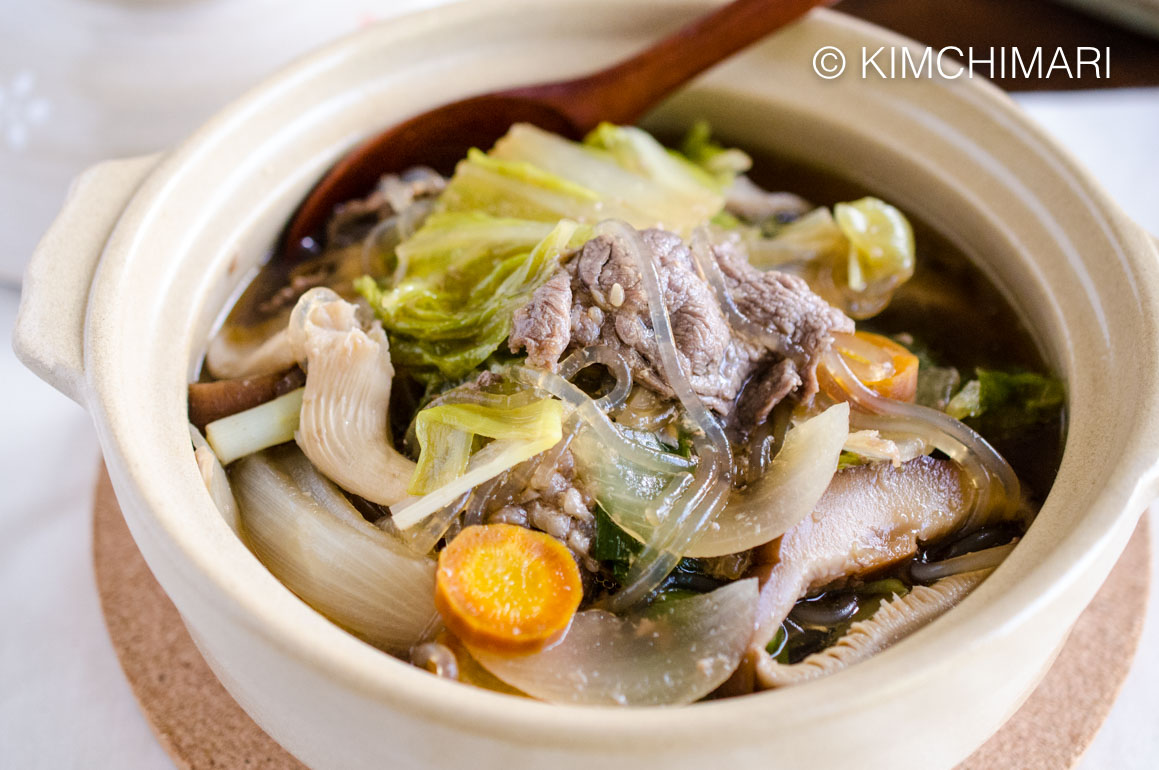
[205, 388, 303, 465]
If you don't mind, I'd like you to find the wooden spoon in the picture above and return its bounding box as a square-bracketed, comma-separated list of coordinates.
[282, 0, 830, 257]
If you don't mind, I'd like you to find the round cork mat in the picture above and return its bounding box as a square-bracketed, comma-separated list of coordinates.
[92, 464, 1152, 770]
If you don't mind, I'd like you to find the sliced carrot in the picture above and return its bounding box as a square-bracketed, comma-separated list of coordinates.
[831, 331, 919, 402]
[435, 524, 582, 655]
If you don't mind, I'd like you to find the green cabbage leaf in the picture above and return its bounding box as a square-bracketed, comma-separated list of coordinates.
[946, 369, 1065, 438]
[357, 215, 587, 377]
[408, 398, 564, 496]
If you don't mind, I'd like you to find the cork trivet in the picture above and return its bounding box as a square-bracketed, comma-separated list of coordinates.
[92, 464, 1151, 770]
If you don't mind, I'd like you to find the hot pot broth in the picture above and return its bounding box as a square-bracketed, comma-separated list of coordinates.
[190, 122, 1065, 704]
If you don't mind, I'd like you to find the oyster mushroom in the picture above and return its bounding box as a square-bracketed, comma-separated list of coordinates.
[288, 287, 415, 506]
[736, 456, 980, 692]
[758, 570, 990, 688]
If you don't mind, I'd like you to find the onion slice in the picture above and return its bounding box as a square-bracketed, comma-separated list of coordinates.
[572, 403, 847, 559]
[470, 579, 757, 706]
[190, 424, 240, 534]
[231, 449, 437, 654]
[569, 425, 692, 541]
[685, 402, 848, 558]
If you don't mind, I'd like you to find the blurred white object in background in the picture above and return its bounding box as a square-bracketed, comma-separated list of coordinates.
[0, 0, 440, 284]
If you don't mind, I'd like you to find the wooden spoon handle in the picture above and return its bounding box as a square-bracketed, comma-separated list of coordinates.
[520, 0, 830, 131]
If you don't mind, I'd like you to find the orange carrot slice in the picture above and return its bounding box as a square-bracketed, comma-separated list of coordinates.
[435, 524, 582, 655]
[832, 331, 919, 402]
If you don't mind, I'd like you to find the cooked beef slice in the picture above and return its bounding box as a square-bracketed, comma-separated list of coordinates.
[509, 270, 572, 370]
[735, 358, 801, 426]
[711, 236, 854, 398]
[565, 229, 743, 413]
[508, 226, 851, 417]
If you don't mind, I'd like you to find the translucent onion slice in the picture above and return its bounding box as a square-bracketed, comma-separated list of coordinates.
[595, 221, 732, 611]
[820, 346, 1019, 528]
[571, 403, 846, 559]
[684, 402, 849, 558]
[470, 579, 757, 706]
[190, 424, 240, 534]
[231, 449, 437, 654]
[570, 425, 692, 541]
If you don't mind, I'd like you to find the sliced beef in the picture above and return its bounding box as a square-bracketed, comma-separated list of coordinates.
[735, 358, 801, 427]
[648, 231, 732, 383]
[562, 230, 742, 413]
[508, 226, 850, 418]
[712, 236, 853, 397]
[509, 270, 572, 370]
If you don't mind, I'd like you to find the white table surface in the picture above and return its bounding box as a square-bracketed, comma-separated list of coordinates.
[2, 3, 1157, 765]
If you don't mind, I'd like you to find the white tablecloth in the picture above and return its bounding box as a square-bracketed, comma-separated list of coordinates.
[1, 6, 1156, 764]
